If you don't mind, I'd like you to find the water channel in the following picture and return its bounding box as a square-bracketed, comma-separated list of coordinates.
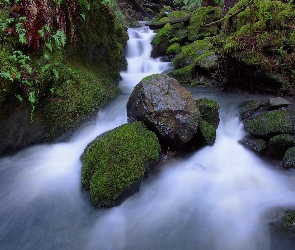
[1, 25, 295, 250]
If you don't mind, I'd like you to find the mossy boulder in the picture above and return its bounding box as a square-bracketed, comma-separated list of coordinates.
[151, 23, 173, 58]
[269, 134, 295, 158]
[81, 122, 160, 207]
[280, 210, 295, 232]
[239, 100, 263, 121]
[243, 110, 294, 139]
[238, 137, 268, 154]
[188, 6, 222, 41]
[173, 39, 217, 71]
[169, 29, 188, 44]
[282, 147, 295, 169]
[166, 43, 181, 55]
[149, 10, 191, 29]
[195, 98, 220, 146]
[127, 74, 200, 148]
[168, 64, 195, 85]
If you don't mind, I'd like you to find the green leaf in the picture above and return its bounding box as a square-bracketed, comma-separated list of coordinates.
[45, 42, 53, 51]
[80, 13, 86, 21]
[28, 92, 36, 104]
[15, 94, 23, 102]
[0, 72, 13, 81]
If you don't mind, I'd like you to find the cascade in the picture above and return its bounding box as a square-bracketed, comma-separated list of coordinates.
[0, 26, 295, 250]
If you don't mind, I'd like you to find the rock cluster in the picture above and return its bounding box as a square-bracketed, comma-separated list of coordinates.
[239, 97, 295, 168]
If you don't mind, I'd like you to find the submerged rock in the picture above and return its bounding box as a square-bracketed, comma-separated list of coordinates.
[81, 122, 160, 208]
[127, 74, 200, 148]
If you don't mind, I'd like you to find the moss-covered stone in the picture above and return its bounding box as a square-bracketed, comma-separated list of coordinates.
[168, 64, 195, 85]
[188, 6, 222, 41]
[239, 100, 263, 120]
[150, 10, 191, 29]
[151, 23, 173, 58]
[239, 137, 268, 154]
[282, 147, 295, 169]
[219, 0, 295, 95]
[195, 98, 220, 146]
[281, 210, 295, 229]
[81, 122, 160, 207]
[169, 29, 188, 44]
[196, 98, 220, 128]
[243, 110, 292, 138]
[166, 43, 181, 54]
[269, 134, 295, 158]
[41, 62, 119, 140]
[198, 119, 217, 146]
[173, 40, 210, 69]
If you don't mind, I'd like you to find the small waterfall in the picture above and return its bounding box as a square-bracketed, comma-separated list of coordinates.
[0, 26, 295, 250]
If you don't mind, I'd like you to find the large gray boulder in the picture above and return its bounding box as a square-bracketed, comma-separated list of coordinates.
[127, 74, 200, 147]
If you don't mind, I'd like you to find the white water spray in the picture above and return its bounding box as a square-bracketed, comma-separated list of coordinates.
[0, 26, 295, 250]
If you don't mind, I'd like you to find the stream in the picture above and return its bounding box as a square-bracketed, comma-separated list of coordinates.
[1, 25, 295, 250]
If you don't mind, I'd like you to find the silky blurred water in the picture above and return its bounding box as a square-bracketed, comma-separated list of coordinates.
[0, 26, 295, 250]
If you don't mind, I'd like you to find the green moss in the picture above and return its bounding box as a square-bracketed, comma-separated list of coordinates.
[173, 40, 209, 69]
[167, 10, 191, 21]
[168, 64, 195, 85]
[170, 29, 188, 44]
[239, 100, 262, 120]
[198, 119, 216, 146]
[41, 60, 119, 139]
[289, 31, 295, 48]
[73, 1, 127, 74]
[243, 110, 292, 138]
[196, 98, 220, 128]
[283, 147, 295, 169]
[81, 122, 160, 207]
[151, 23, 173, 57]
[281, 210, 295, 228]
[167, 43, 181, 54]
[239, 138, 267, 154]
[188, 6, 222, 41]
[269, 134, 295, 158]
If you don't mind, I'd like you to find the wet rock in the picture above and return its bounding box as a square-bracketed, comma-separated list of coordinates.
[81, 122, 160, 207]
[239, 137, 268, 154]
[266, 97, 290, 111]
[269, 134, 295, 158]
[282, 147, 295, 169]
[195, 98, 220, 146]
[239, 100, 263, 120]
[127, 74, 200, 148]
[242, 110, 294, 139]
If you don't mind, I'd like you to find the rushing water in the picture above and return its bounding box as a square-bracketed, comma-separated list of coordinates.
[1, 26, 295, 250]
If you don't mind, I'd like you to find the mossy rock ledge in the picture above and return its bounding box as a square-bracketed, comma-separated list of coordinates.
[81, 122, 160, 208]
[239, 98, 295, 165]
[126, 74, 220, 151]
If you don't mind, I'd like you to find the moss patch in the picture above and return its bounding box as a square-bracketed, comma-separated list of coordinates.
[151, 22, 173, 58]
[283, 147, 295, 169]
[81, 122, 160, 207]
[243, 110, 292, 138]
[188, 6, 222, 41]
[239, 100, 263, 120]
